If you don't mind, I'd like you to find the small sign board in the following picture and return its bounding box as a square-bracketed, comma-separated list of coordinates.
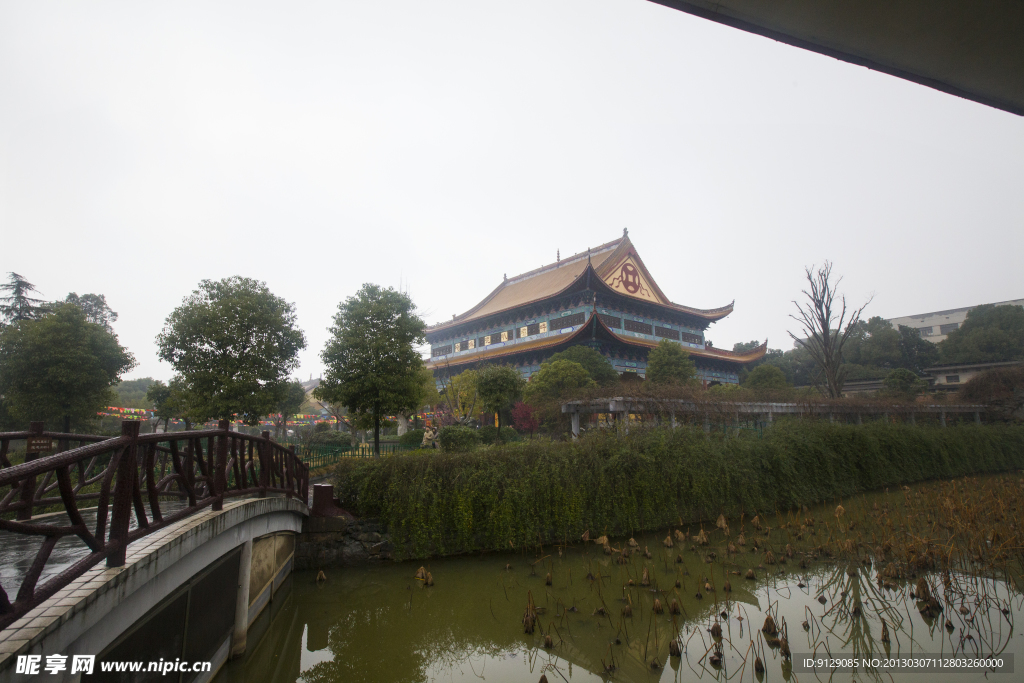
[26, 437, 53, 452]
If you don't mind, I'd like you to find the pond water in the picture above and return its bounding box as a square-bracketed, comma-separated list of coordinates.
[218, 481, 1023, 683]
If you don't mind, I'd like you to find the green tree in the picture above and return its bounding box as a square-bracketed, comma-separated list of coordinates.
[64, 293, 118, 331]
[398, 366, 441, 433]
[437, 368, 479, 425]
[881, 368, 927, 400]
[524, 360, 595, 404]
[115, 377, 155, 408]
[475, 365, 524, 440]
[271, 379, 308, 440]
[165, 377, 212, 430]
[156, 277, 307, 424]
[0, 273, 45, 323]
[546, 345, 619, 387]
[0, 303, 136, 431]
[939, 304, 1024, 364]
[744, 364, 789, 390]
[764, 345, 818, 386]
[896, 324, 940, 372]
[732, 340, 783, 383]
[145, 380, 173, 432]
[314, 284, 426, 456]
[646, 340, 697, 385]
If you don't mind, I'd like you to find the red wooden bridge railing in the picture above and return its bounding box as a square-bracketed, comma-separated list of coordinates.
[0, 420, 309, 631]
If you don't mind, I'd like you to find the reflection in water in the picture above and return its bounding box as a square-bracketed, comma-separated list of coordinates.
[0, 500, 187, 597]
[217, 526, 1023, 683]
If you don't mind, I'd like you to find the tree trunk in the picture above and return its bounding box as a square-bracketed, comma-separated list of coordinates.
[63, 414, 71, 433]
[496, 411, 502, 443]
[373, 413, 381, 458]
[396, 414, 409, 436]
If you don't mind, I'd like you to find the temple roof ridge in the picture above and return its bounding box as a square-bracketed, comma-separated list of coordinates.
[426, 233, 736, 331]
[505, 236, 623, 286]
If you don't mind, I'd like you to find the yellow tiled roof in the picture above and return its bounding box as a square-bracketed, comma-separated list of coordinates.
[428, 233, 734, 333]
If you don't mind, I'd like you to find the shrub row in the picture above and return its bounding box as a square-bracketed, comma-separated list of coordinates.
[330, 422, 1024, 559]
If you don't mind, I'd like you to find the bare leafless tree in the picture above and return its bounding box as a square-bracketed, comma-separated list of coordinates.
[789, 262, 872, 398]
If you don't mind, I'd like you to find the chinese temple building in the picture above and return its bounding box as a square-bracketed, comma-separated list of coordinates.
[425, 230, 767, 387]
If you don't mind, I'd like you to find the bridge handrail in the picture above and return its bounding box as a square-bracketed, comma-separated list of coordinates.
[0, 420, 308, 631]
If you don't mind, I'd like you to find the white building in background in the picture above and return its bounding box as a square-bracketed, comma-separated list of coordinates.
[886, 298, 1024, 343]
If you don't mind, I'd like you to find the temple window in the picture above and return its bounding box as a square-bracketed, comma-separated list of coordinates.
[500, 331, 510, 342]
[484, 335, 492, 346]
[549, 312, 586, 331]
[519, 326, 528, 338]
[468, 339, 475, 349]
[539, 321, 548, 333]
[454, 342, 461, 352]
[624, 319, 653, 335]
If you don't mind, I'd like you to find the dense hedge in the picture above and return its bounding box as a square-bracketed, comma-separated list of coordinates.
[437, 425, 481, 452]
[331, 422, 1024, 558]
[477, 425, 521, 445]
[398, 429, 425, 446]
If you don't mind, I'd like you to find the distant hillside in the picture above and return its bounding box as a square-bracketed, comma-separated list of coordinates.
[114, 377, 156, 409]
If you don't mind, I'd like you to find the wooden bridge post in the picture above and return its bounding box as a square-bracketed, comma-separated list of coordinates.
[285, 446, 296, 498]
[107, 420, 140, 567]
[258, 431, 270, 497]
[214, 419, 229, 511]
[16, 422, 45, 521]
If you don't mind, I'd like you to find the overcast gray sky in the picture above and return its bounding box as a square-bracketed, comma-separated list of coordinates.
[2, 0, 1022, 383]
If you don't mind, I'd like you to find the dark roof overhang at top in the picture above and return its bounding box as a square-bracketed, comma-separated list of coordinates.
[648, 0, 1024, 117]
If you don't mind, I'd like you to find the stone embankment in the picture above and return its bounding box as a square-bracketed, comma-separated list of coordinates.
[294, 484, 394, 568]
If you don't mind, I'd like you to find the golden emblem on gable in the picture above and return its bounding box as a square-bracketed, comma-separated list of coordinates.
[604, 257, 657, 301]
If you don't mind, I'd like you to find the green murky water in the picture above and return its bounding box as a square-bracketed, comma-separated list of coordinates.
[218, 490, 1023, 683]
